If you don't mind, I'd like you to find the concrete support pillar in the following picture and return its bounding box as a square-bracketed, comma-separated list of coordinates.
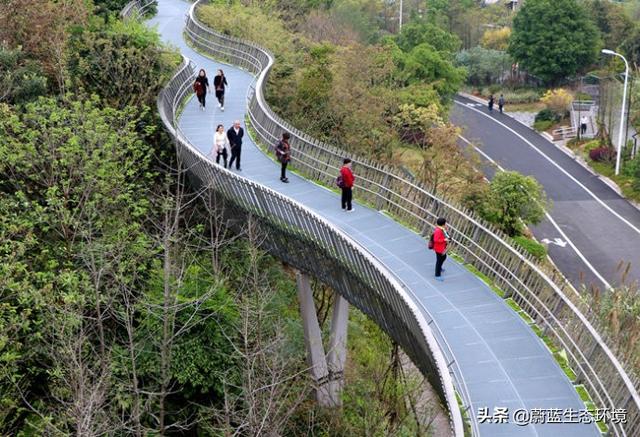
[296, 272, 331, 406]
[327, 292, 349, 405]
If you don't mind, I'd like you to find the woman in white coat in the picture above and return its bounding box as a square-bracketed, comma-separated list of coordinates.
[213, 124, 229, 168]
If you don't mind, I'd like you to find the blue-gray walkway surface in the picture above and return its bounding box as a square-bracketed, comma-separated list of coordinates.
[149, 1, 599, 435]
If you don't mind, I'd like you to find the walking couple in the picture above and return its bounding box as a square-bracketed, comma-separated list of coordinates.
[213, 120, 244, 170]
[193, 68, 228, 111]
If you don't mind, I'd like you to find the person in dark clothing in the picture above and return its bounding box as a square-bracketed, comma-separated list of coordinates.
[488, 95, 494, 112]
[275, 132, 291, 183]
[227, 120, 244, 171]
[194, 69, 209, 110]
[339, 158, 355, 212]
[498, 94, 505, 113]
[431, 217, 449, 281]
[213, 69, 228, 111]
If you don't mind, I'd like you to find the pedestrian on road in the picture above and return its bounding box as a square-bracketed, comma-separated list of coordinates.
[498, 94, 505, 113]
[227, 120, 244, 171]
[214, 69, 228, 111]
[276, 132, 291, 183]
[338, 158, 355, 212]
[194, 69, 209, 111]
[488, 95, 494, 112]
[580, 115, 588, 135]
[429, 217, 450, 282]
[213, 124, 229, 168]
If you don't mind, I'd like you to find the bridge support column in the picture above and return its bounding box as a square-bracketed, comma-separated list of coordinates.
[296, 272, 332, 406]
[327, 292, 349, 405]
[296, 272, 350, 408]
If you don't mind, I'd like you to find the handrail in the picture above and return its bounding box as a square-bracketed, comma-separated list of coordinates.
[157, 55, 465, 436]
[184, 1, 640, 435]
[120, 0, 155, 19]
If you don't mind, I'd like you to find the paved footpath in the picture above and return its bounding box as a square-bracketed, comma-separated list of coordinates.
[452, 96, 640, 289]
[148, 1, 599, 435]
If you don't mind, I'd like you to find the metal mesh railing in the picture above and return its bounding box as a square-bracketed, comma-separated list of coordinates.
[120, 0, 156, 19]
[184, 1, 640, 434]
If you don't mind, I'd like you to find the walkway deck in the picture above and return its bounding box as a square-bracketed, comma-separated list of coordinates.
[149, 1, 599, 435]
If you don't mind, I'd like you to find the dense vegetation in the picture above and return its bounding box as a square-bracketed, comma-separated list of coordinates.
[0, 0, 449, 434]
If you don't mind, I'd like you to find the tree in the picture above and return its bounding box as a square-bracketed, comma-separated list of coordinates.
[455, 47, 511, 85]
[508, 0, 600, 85]
[396, 21, 461, 54]
[480, 171, 549, 236]
[480, 27, 511, 51]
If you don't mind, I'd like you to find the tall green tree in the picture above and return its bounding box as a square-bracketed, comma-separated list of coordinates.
[508, 0, 600, 84]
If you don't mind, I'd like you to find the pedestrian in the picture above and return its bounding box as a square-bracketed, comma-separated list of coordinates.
[194, 69, 209, 111]
[213, 69, 228, 111]
[580, 115, 588, 135]
[213, 124, 229, 168]
[498, 94, 505, 113]
[488, 94, 494, 112]
[429, 217, 450, 282]
[227, 120, 244, 171]
[275, 132, 291, 183]
[338, 158, 355, 212]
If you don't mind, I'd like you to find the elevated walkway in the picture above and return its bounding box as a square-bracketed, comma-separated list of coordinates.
[138, 0, 639, 435]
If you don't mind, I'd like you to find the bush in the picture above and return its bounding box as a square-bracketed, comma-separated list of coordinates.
[535, 108, 559, 122]
[479, 171, 549, 236]
[512, 236, 547, 260]
[589, 146, 616, 163]
[541, 88, 572, 116]
[500, 89, 541, 104]
[533, 120, 554, 132]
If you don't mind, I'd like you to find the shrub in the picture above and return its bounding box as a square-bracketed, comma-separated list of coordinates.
[533, 120, 554, 132]
[512, 236, 547, 260]
[541, 88, 572, 116]
[500, 89, 541, 104]
[589, 146, 616, 163]
[535, 108, 559, 122]
[479, 171, 549, 236]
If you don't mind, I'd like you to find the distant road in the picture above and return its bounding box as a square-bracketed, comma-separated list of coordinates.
[451, 95, 640, 289]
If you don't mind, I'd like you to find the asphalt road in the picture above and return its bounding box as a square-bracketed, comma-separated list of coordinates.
[451, 95, 640, 289]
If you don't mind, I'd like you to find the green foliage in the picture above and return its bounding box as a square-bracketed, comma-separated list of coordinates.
[535, 108, 560, 123]
[480, 171, 549, 236]
[533, 119, 554, 132]
[92, 0, 132, 17]
[509, 0, 600, 84]
[136, 262, 238, 398]
[455, 47, 511, 86]
[0, 48, 48, 104]
[395, 42, 466, 99]
[68, 17, 179, 108]
[0, 96, 156, 432]
[512, 236, 548, 260]
[396, 21, 461, 53]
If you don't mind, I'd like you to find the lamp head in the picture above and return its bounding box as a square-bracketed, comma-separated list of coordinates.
[601, 49, 616, 55]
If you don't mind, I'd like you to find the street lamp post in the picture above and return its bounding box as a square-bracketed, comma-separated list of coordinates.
[399, 0, 403, 32]
[601, 49, 629, 176]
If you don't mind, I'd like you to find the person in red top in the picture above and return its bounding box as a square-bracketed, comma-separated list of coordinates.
[432, 217, 449, 281]
[340, 158, 355, 212]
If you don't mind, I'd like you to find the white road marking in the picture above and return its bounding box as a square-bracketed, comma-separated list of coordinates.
[455, 100, 640, 237]
[541, 238, 567, 248]
[459, 135, 612, 289]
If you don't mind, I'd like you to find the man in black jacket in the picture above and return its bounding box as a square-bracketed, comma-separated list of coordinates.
[227, 120, 244, 171]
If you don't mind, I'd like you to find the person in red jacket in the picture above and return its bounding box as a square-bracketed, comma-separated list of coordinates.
[340, 158, 355, 212]
[432, 217, 449, 281]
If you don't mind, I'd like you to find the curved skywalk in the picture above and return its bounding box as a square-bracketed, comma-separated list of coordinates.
[148, 1, 599, 435]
